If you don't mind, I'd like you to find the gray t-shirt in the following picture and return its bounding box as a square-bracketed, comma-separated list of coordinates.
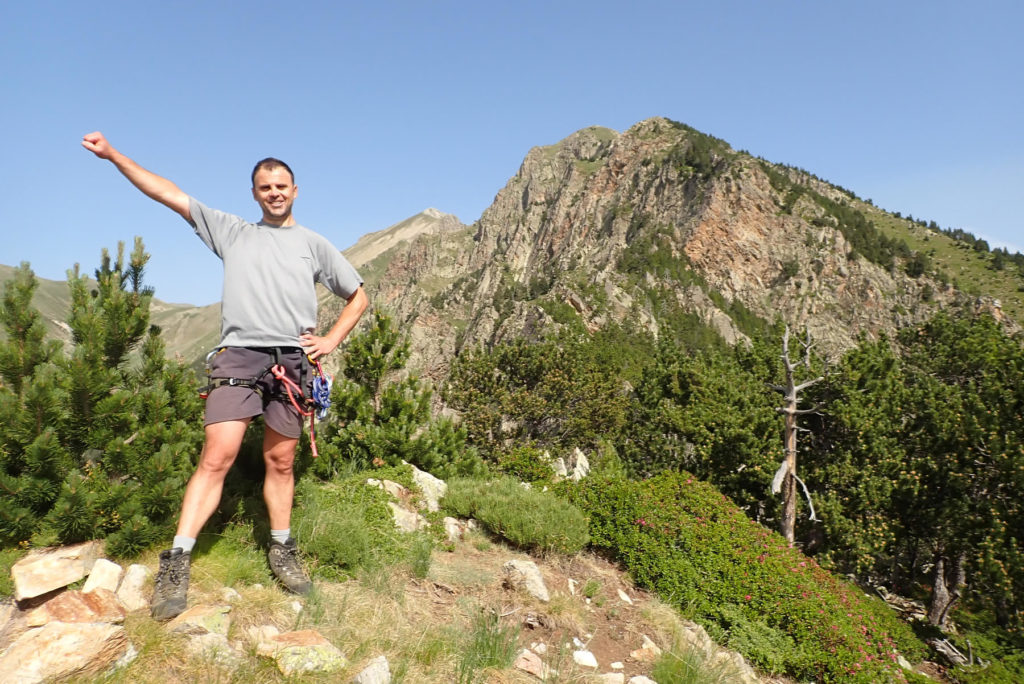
[187, 197, 363, 348]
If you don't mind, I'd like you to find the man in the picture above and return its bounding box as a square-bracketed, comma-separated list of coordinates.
[82, 132, 368, 620]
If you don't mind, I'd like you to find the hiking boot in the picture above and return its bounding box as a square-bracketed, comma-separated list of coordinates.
[268, 538, 312, 594]
[151, 547, 190, 620]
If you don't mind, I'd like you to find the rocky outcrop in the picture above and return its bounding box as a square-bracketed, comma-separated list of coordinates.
[324, 117, 996, 381]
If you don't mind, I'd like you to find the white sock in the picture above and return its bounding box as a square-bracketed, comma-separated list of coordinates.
[271, 529, 291, 545]
[172, 536, 196, 553]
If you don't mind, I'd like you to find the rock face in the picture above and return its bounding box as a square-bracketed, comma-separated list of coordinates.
[324, 117, 996, 382]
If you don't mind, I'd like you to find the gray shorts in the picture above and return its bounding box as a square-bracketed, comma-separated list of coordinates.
[204, 347, 310, 439]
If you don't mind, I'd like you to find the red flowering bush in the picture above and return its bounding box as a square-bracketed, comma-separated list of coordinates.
[562, 472, 929, 682]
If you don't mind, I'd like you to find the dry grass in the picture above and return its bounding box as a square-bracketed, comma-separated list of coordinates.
[63, 530, 749, 683]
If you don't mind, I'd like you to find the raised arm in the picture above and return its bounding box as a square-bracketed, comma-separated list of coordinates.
[81, 132, 191, 222]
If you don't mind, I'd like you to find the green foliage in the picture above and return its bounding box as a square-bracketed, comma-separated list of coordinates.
[800, 335, 909, 577]
[651, 643, 751, 684]
[801, 312, 1024, 633]
[905, 251, 931, 277]
[622, 337, 784, 515]
[564, 472, 927, 682]
[444, 332, 630, 463]
[442, 476, 589, 555]
[291, 474, 433, 581]
[496, 445, 554, 485]
[0, 547, 20, 597]
[313, 310, 482, 481]
[0, 243, 203, 556]
[616, 223, 769, 342]
[455, 609, 520, 684]
[664, 119, 733, 180]
[946, 606, 1024, 683]
[759, 162, 906, 271]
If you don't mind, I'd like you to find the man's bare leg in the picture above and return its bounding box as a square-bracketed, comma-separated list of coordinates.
[262, 427, 299, 530]
[263, 426, 310, 593]
[152, 418, 249, 619]
[176, 419, 251, 538]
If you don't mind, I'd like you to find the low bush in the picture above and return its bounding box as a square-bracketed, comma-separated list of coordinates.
[442, 476, 589, 555]
[496, 445, 554, 484]
[562, 472, 929, 683]
[291, 471, 432, 581]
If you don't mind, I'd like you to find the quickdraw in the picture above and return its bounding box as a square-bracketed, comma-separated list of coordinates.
[270, 357, 332, 458]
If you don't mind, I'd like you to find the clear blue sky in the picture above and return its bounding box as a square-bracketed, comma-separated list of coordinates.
[4, 1, 1022, 306]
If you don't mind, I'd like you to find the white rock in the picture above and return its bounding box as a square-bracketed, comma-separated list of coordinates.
[388, 502, 428, 532]
[82, 558, 123, 594]
[382, 479, 410, 499]
[220, 587, 242, 603]
[611, 661, 624, 669]
[408, 464, 447, 512]
[552, 457, 569, 477]
[353, 655, 391, 684]
[570, 448, 591, 480]
[628, 677, 658, 684]
[593, 674, 624, 684]
[573, 649, 599, 668]
[248, 624, 281, 651]
[629, 634, 663, 662]
[116, 564, 152, 612]
[617, 588, 633, 605]
[0, 621, 129, 683]
[168, 604, 232, 636]
[514, 649, 545, 679]
[187, 632, 244, 670]
[11, 541, 104, 601]
[503, 559, 550, 602]
[531, 641, 548, 655]
[443, 516, 465, 543]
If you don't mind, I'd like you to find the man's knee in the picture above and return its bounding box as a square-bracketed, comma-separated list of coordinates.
[263, 429, 299, 476]
[198, 419, 249, 474]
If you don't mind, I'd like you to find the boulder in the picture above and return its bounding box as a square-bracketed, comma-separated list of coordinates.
[11, 541, 104, 601]
[0, 621, 129, 683]
[503, 559, 550, 602]
[25, 588, 125, 626]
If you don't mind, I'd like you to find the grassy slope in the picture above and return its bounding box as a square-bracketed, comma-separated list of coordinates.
[857, 202, 1024, 323]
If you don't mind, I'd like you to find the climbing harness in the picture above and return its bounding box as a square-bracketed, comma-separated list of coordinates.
[200, 347, 334, 458]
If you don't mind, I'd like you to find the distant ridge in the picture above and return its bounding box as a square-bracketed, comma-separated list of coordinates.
[344, 208, 463, 269]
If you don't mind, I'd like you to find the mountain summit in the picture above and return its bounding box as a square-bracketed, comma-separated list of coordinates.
[338, 117, 1013, 379]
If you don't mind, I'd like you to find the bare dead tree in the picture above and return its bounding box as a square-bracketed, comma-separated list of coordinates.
[769, 326, 824, 545]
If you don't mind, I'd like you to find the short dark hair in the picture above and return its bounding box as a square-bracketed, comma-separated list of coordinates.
[251, 158, 295, 186]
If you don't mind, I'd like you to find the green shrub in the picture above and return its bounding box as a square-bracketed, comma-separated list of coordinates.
[496, 446, 554, 484]
[291, 474, 431, 580]
[563, 472, 928, 683]
[0, 248, 203, 557]
[442, 477, 589, 555]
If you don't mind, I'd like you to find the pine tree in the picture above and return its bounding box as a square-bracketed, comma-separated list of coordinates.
[314, 310, 477, 480]
[0, 240, 203, 556]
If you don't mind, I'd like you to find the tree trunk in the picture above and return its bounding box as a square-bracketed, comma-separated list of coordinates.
[780, 401, 797, 544]
[773, 327, 823, 546]
[928, 552, 967, 628]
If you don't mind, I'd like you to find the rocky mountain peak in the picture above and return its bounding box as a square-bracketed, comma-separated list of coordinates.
[336, 117, 1009, 380]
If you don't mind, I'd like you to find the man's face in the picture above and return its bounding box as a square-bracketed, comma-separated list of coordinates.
[252, 166, 298, 225]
